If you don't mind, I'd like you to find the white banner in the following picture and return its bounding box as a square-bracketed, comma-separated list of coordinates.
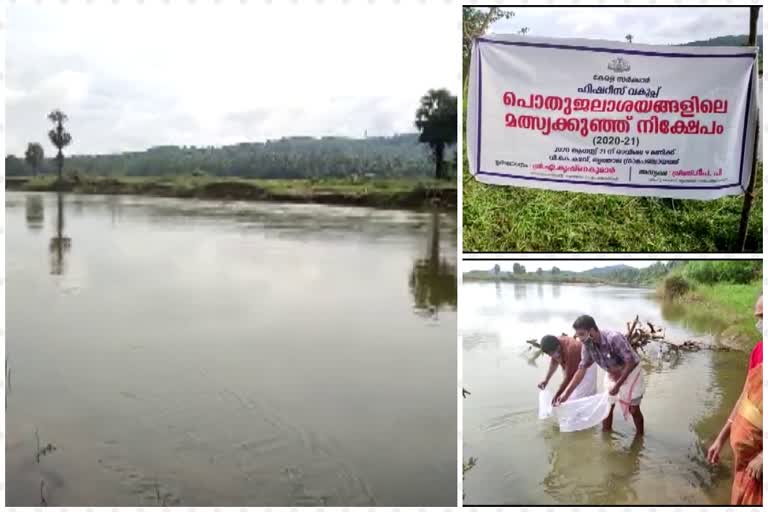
[466, 34, 759, 200]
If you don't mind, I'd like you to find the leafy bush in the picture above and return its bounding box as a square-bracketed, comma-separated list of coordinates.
[663, 275, 691, 299]
[682, 261, 762, 284]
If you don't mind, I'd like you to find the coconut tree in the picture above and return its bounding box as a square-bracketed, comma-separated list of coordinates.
[414, 89, 457, 180]
[625, 34, 633, 44]
[24, 142, 44, 176]
[47, 110, 72, 188]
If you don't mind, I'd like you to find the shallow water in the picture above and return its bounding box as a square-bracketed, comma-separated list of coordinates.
[6, 191, 457, 506]
[462, 281, 749, 505]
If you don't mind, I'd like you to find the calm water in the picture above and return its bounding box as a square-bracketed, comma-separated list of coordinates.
[462, 281, 749, 505]
[7, 191, 457, 506]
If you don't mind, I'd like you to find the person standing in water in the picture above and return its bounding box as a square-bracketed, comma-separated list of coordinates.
[537, 334, 597, 405]
[707, 295, 762, 505]
[555, 315, 644, 435]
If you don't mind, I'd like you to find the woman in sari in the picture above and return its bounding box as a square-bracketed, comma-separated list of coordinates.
[707, 295, 762, 505]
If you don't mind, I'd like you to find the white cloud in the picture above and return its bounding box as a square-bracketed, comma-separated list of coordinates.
[6, 3, 458, 155]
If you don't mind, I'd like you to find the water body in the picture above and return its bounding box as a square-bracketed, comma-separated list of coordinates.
[462, 281, 750, 505]
[6, 192, 457, 506]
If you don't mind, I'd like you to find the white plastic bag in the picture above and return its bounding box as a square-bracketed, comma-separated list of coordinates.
[538, 389, 554, 419]
[553, 392, 611, 432]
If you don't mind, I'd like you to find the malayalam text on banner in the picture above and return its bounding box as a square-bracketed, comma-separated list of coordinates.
[465, 35, 759, 200]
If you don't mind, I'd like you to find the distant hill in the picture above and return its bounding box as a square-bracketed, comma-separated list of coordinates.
[582, 264, 637, 277]
[680, 34, 763, 50]
[464, 261, 678, 286]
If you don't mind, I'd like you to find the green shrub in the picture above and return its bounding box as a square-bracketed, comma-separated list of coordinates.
[682, 261, 762, 284]
[663, 275, 691, 299]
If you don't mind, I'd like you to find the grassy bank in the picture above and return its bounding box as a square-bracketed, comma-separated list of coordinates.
[463, 164, 763, 252]
[658, 261, 762, 347]
[679, 282, 762, 347]
[16, 175, 457, 210]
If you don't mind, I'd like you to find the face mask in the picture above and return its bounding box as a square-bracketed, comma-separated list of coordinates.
[757, 319, 763, 332]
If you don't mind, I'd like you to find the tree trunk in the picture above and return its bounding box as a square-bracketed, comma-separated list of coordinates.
[56, 151, 63, 190]
[433, 143, 445, 180]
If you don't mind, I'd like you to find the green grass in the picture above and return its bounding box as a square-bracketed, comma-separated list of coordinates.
[685, 281, 763, 345]
[462, 163, 763, 252]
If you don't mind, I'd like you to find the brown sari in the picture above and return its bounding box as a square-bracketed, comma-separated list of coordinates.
[730, 361, 762, 505]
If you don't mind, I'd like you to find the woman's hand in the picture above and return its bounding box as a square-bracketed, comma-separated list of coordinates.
[707, 437, 724, 464]
[746, 452, 762, 480]
[538, 380, 547, 390]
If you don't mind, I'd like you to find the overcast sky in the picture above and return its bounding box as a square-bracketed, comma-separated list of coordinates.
[463, 260, 662, 273]
[490, 7, 762, 44]
[6, 3, 457, 156]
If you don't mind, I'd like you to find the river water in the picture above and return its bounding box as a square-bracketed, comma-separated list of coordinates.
[6, 191, 457, 506]
[462, 281, 750, 505]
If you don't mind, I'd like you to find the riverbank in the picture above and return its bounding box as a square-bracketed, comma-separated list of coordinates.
[673, 281, 762, 348]
[14, 176, 457, 210]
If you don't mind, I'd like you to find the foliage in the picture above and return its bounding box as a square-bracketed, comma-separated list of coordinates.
[462, 7, 514, 76]
[415, 89, 458, 180]
[8, 133, 457, 181]
[463, 165, 763, 252]
[47, 110, 72, 154]
[681, 260, 762, 284]
[5, 155, 27, 176]
[24, 143, 44, 175]
[662, 275, 691, 300]
[512, 262, 526, 274]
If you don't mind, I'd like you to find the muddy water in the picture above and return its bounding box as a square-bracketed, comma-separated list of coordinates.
[6, 192, 457, 506]
[462, 281, 751, 505]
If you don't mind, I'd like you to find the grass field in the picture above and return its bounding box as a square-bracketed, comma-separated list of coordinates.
[462, 162, 763, 253]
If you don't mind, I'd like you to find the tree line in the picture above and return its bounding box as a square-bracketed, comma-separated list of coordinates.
[8, 89, 458, 181]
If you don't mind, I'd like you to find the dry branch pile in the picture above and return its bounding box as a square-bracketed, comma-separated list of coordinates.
[524, 316, 734, 355]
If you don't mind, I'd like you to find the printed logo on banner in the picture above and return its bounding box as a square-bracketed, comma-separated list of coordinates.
[465, 35, 759, 201]
[607, 57, 631, 73]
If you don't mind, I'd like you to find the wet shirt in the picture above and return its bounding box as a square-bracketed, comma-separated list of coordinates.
[578, 329, 639, 372]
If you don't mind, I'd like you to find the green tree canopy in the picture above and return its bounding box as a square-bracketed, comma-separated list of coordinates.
[24, 142, 44, 176]
[415, 89, 457, 180]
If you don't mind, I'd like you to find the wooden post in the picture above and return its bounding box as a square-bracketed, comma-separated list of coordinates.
[737, 5, 761, 251]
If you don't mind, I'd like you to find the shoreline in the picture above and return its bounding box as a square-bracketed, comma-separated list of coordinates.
[673, 282, 762, 349]
[10, 176, 457, 211]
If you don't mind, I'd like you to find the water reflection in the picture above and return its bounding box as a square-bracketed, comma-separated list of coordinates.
[408, 212, 456, 318]
[541, 431, 645, 504]
[514, 283, 526, 300]
[49, 193, 72, 275]
[25, 195, 44, 231]
[660, 300, 729, 338]
[552, 283, 561, 299]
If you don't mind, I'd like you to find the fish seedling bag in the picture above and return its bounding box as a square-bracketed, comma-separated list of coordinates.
[538, 389, 612, 432]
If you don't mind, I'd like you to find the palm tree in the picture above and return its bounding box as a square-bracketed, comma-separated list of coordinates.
[518, 27, 529, 35]
[47, 110, 72, 188]
[625, 34, 633, 44]
[24, 142, 44, 176]
[415, 89, 457, 180]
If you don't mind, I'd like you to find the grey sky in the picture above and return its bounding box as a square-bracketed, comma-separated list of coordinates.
[6, 3, 457, 156]
[490, 7, 762, 44]
[463, 260, 662, 273]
